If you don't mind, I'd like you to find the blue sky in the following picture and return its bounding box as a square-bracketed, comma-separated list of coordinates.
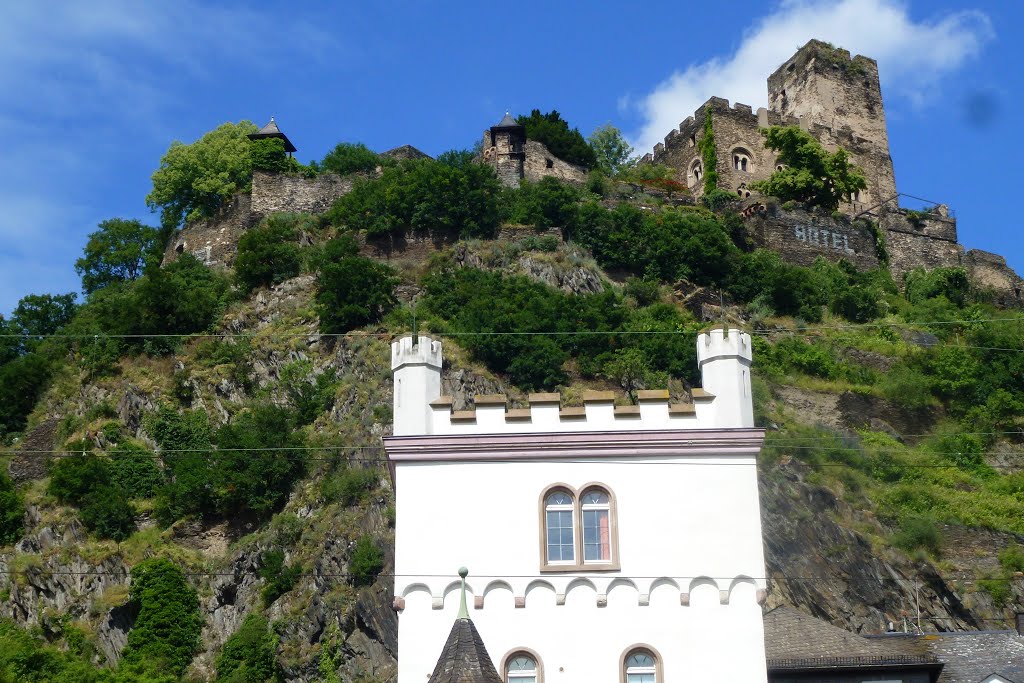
[0, 0, 1019, 316]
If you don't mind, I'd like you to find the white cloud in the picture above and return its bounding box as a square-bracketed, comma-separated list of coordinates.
[629, 0, 994, 154]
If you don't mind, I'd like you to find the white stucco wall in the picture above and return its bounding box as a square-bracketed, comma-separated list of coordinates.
[393, 455, 768, 682]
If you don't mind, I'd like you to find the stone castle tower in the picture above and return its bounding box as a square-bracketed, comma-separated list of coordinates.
[645, 39, 897, 214]
[482, 112, 527, 187]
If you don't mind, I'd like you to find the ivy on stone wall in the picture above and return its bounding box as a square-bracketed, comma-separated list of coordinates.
[697, 106, 719, 196]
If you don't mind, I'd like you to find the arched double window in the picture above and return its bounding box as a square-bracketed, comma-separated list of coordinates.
[505, 652, 540, 683]
[621, 647, 662, 683]
[688, 160, 703, 188]
[540, 485, 618, 570]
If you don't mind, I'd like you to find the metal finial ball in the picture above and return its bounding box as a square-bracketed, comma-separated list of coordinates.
[458, 566, 469, 579]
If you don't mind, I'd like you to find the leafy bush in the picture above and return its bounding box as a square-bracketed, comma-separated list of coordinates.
[349, 535, 384, 587]
[516, 110, 596, 169]
[0, 471, 24, 546]
[503, 177, 580, 229]
[48, 453, 113, 505]
[259, 550, 302, 605]
[318, 142, 379, 176]
[250, 137, 291, 173]
[216, 614, 283, 683]
[279, 360, 338, 425]
[891, 515, 942, 554]
[572, 203, 740, 285]
[316, 243, 398, 334]
[326, 157, 503, 239]
[121, 558, 203, 677]
[322, 466, 378, 506]
[0, 619, 113, 682]
[904, 267, 971, 308]
[235, 215, 302, 291]
[212, 406, 306, 518]
[110, 443, 164, 498]
[0, 352, 51, 437]
[134, 255, 232, 350]
[750, 126, 867, 211]
[79, 486, 136, 541]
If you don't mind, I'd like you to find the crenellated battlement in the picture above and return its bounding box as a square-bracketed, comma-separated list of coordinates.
[391, 330, 753, 436]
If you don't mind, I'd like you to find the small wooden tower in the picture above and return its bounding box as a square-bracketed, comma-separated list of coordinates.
[248, 117, 297, 157]
[483, 112, 526, 187]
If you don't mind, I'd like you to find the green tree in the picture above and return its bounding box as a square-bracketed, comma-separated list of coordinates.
[216, 614, 283, 683]
[213, 406, 305, 518]
[250, 137, 291, 173]
[751, 126, 867, 210]
[134, 254, 231, 351]
[316, 245, 398, 334]
[0, 471, 23, 546]
[234, 216, 302, 292]
[0, 353, 51, 436]
[147, 121, 258, 232]
[75, 219, 161, 295]
[120, 558, 202, 677]
[516, 110, 597, 169]
[318, 142, 379, 176]
[79, 486, 136, 541]
[587, 123, 634, 175]
[504, 177, 580, 228]
[11, 293, 78, 339]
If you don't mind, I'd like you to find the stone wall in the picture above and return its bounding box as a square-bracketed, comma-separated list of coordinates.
[164, 193, 259, 268]
[250, 170, 353, 216]
[522, 140, 588, 185]
[963, 250, 1024, 307]
[164, 171, 355, 268]
[744, 205, 880, 271]
[881, 209, 962, 282]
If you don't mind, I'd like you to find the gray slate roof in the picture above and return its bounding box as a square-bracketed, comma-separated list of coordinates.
[492, 112, 522, 129]
[248, 118, 297, 153]
[427, 618, 503, 683]
[871, 631, 1024, 683]
[764, 606, 935, 667]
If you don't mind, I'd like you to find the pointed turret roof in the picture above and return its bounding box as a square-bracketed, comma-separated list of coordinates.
[426, 568, 503, 683]
[248, 117, 297, 153]
[491, 111, 523, 130]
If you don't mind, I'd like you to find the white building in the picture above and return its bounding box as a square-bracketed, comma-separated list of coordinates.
[385, 328, 768, 682]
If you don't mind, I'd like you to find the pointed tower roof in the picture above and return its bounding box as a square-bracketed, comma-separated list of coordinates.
[491, 111, 523, 130]
[248, 117, 297, 153]
[426, 568, 503, 683]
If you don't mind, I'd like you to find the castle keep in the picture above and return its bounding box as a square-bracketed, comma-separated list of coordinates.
[643, 40, 895, 212]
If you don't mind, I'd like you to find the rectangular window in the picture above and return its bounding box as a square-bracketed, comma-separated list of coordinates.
[546, 510, 574, 562]
[582, 509, 610, 562]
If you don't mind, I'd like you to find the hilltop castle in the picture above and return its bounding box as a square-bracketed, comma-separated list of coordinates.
[164, 40, 1023, 305]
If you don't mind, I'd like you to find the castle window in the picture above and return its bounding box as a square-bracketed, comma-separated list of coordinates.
[544, 490, 575, 564]
[689, 133, 696, 147]
[540, 484, 619, 571]
[506, 653, 539, 683]
[689, 160, 703, 187]
[731, 148, 753, 173]
[622, 648, 661, 683]
[545, 158, 554, 169]
[581, 489, 611, 563]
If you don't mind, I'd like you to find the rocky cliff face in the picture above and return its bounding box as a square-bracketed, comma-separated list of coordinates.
[3, 250, 1022, 681]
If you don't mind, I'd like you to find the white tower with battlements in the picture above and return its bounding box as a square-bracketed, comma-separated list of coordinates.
[387, 327, 768, 682]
